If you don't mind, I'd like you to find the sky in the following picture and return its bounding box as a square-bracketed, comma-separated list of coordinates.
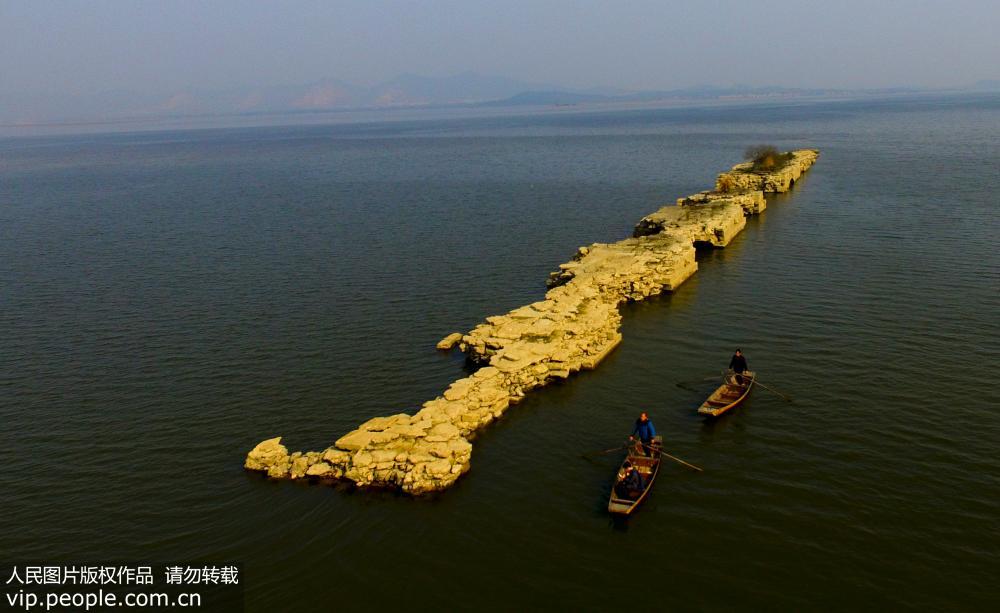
[1, 0, 998, 98]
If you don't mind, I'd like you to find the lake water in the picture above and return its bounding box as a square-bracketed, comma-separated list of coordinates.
[2, 94, 998, 611]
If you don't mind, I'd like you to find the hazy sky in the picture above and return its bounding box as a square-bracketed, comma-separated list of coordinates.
[2, 0, 998, 96]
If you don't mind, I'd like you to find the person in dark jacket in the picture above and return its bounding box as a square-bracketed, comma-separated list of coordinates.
[729, 348, 749, 386]
[616, 463, 644, 498]
[624, 465, 644, 495]
[629, 412, 656, 456]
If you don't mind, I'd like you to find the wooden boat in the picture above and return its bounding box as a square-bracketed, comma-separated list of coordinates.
[608, 435, 662, 515]
[697, 371, 755, 417]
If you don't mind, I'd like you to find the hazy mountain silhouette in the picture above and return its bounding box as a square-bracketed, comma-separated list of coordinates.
[0, 73, 556, 123]
[1, 72, 996, 125]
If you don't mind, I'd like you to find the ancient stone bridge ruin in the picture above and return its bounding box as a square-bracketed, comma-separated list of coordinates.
[245, 149, 819, 493]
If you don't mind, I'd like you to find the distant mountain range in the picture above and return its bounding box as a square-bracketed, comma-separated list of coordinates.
[1, 72, 558, 124]
[477, 85, 858, 107]
[2, 72, 998, 125]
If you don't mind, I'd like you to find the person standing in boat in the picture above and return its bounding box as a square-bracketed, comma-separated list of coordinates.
[629, 412, 656, 456]
[729, 348, 749, 386]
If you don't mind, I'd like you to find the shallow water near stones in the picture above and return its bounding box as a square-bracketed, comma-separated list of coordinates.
[2, 93, 998, 610]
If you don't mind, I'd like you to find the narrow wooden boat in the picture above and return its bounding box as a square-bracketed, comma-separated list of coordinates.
[697, 371, 755, 417]
[608, 435, 662, 515]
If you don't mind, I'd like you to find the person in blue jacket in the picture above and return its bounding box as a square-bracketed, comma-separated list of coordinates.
[629, 411, 657, 456]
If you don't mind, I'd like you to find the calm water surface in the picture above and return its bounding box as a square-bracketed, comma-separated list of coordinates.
[2, 94, 998, 611]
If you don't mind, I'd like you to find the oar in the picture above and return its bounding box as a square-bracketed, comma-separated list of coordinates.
[749, 377, 793, 402]
[676, 374, 724, 385]
[676, 374, 725, 392]
[581, 444, 628, 458]
[642, 443, 704, 472]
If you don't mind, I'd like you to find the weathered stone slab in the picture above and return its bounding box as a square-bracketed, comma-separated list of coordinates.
[436, 332, 463, 350]
[715, 149, 818, 194]
[677, 190, 766, 214]
[634, 201, 746, 247]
